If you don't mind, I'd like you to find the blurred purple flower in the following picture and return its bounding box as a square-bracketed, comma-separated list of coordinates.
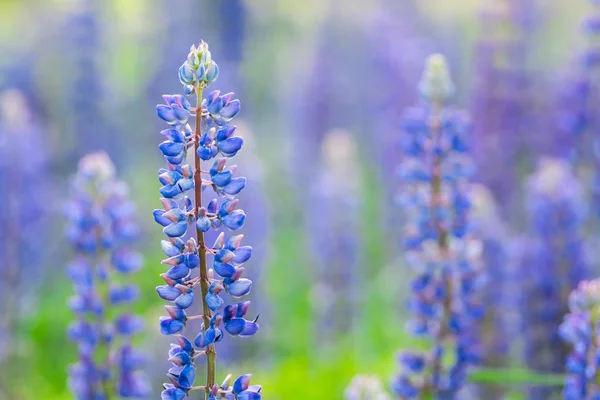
[393, 55, 484, 399]
[65, 152, 150, 399]
[520, 158, 591, 399]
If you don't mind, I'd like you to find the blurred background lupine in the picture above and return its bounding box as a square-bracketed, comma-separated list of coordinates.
[3, 0, 600, 399]
[65, 152, 150, 399]
[392, 54, 484, 399]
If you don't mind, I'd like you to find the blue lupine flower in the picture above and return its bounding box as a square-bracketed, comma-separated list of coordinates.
[393, 54, 484, 399]
[66, 152, 149, 399]
[520, 158, 591, 399]
[560, 279, 600, 400]
[155, 41, 260, 399]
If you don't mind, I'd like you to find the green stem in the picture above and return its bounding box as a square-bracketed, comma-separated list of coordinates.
[194, 85, 216, 393]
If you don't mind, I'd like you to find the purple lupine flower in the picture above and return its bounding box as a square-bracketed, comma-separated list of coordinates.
[560, 279, 600, 400]
[308, 129, 361, 347]
[65, 152, 150, 399]
[392, 55, 485, 399]
[154, 41, 261, 400]
[0, 89, 49, 394]
[520, 158, 591, 399]
[471, 0, 539, 213]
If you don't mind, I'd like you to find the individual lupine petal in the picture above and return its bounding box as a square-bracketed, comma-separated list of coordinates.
[177, 365, 195, 390]
[179, 63, 197, 85]
[161, 129, 186, 143]
[215, 249, 236, 263]
[225, 234, 243, 249]
[161, 238, 185, 257]
[220, 99, 241, 120]
[157, 105, 178, 124]
[214, 261, 236, 278]
[157, 285, 182, 301]
[238, 391, 262, 400]
[166, 153, 186, 165]
[224, 317, 246, 335]
[205, 61, 219, 83]
[233, 375, 252, 394]
[164, 221, 188, 238]
[159, 141, 185, 157]
[227, 278, 253, 297]
[169, 350, 192, 366]
[218, 137, 244, 157]
[212, 170, 233, 187]
[154, 210, 171, 226]
[232, 246, 252, 264]
[165, 305, 186, 321]
[185, 253, 200, 269]
[222, 210, 246, 231]
[165, 264, 190, 280]
[223, 177, 247, 196]
[115, 314, 144, 336]
[213, 232, 225, 250]
[175, 293, 194, 309]
[208, 96, 224, 115]
[159, 169, 183, 185]
[216, 125, 236, 141]
[160, 316, 185, 335]
[196, 216, 211, 232]
[160, 184, 182, 199]
[176, 335, 194, 353]
[194, 331, 204, 348]
[161, 386, 186, 400]
[238, 319, 260, 338]
[206, 292, 223, 311]
[204, 328, 216, 346]
[236, 301, 251, 318]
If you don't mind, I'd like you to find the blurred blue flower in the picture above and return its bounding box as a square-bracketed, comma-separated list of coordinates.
[393, 54, 484, 399]
[66, 152, 150, 399]
[520, 158, 591, 399]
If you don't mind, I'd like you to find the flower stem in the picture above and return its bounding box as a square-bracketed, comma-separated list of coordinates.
[429, 102, 452, 396]
[194, 85, 216, 393]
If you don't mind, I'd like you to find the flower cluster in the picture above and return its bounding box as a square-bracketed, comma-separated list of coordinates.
[560, 279, 600, 400]
[520, 158, 590, 398]
[154, 40, 261, 400]
[392, 54, 484, 399]
[65, 152, 149, 399]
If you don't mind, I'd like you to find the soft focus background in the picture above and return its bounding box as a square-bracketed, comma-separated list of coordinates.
[0, 0, 597, 399]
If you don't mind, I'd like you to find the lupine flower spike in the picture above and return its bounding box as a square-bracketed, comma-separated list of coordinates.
[561, 279, 600, 400]
[393, 54, 484, 399]
[65, 152, 150, 399]
[520, 158, 590, 399]
[154, 41, 261, 400]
